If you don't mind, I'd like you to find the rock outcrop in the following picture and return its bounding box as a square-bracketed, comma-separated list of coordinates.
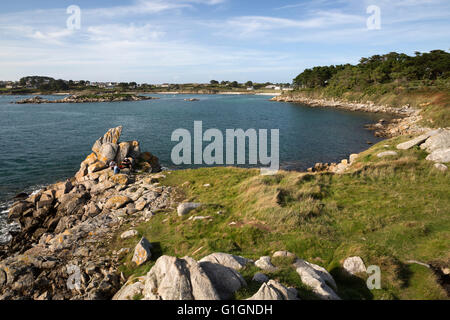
[343, 256, 367, 275]
[293, 259, 340, 300]
[199, 252, 252, 270]
[76, 126, 161, 183]
[114, 255, 247, 300]
[177, 203, 202, 216]
[255, 256, 278, 272]
[396, 129, 450, 164]
[16, 94, 159, 104]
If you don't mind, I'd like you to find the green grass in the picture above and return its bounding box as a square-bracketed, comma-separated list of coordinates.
[108, 139, 449, 300]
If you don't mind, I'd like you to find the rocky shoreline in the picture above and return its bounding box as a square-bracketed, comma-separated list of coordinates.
[15, 94, 159, 104]
[271, 94, 416, 116]
[272, 93, 432, 139]
[0, 126, 172, 300]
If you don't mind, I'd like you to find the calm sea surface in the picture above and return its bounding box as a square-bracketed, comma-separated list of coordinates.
[0, 94, 386, 242]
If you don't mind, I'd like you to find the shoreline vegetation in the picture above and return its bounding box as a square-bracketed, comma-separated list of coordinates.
[0, 49, 449, 300]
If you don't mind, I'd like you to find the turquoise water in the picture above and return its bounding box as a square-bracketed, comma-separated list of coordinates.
[0, 94, 386, 205]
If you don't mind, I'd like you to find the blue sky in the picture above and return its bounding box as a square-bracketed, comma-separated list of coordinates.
[0, 0, 449, 83]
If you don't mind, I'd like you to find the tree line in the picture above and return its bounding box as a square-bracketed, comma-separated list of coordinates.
[293, 50, 450, 90]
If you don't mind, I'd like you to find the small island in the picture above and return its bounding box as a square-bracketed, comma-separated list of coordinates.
[15, 93, 159, 104]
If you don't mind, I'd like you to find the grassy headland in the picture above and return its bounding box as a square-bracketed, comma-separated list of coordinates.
[109, 136, 449, 300]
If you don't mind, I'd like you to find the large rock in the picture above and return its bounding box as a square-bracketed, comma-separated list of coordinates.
[377, 151, 398, 158]
[8, 201, 33, 219]
[343, 256, 367, 275]
[293, 259, 340, 300]
[199, 252, 251, 270]
[252, 273, 269, 283]
[105, 195, 132, 210]
[139, 152, 161, 173]
[420, 130, 450, 153]
[272, 251, 296, 259]
[247, 280, 298, 300]
[115, 142, 131, 164]
[112, 281, 144, 300]
[426, 148, 450, 163]
[177, 203, 202, 216]
[98, 143, 118, 164]
[110, 174, 130, 186]
[255, 256, 278, 272]
[92, 126, 123, 154]
[143, 256, 220, 300]
[88, 161, 107, 174]
[121, 230, 138, 240]
[198, 261, 247, 299]
[132, 237, 152, 266]
[128, 141, 141, 159]
[396, 129, 442, 150]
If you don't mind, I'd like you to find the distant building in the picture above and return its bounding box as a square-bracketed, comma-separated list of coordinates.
[247, 87, 255, 91]
[265, 85, 281, 90]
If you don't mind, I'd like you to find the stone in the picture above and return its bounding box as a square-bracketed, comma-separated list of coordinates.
[396, 129, 442, 150]
[377, 151, 398, 158]
[252, 273, 269, 283]
[128, 141, 141, 159]
[139, 152, 161, 173]
[115, 142, 131, 164]
[198, 261, 246, 300]
[90, 181, 115, 194]
[83, 152, 98, 166]
[177, 202, 202, 216]
[125, 203, 137, 215]
[88, 161, 107, 174]
[113, 281, 144, 300]
[434, 163, 448, 172]
[293, 259, 340, 300]
[98, 143, 118, 163]
[85, 202, 100, 217]
[132, 237, 152, 266]
[343, 256, 367, 275]
[349, 154, 358, 164]
[272, 251, 296, 259]
[420, 130, 450, 153]
[143, 256, 220, 300]
[199, 252, 251, 270]
[92, 126, 123, 154]
[135, 198, 148, 211]
[255, 256, 278, 272]
[8, 201, 33, 219]
[110, 174, 130, 185]
[105, 195, 132, 210]
[426, 148, 450, 163]
[121, 230, 138, 239]
[247, 280, 298, 300]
